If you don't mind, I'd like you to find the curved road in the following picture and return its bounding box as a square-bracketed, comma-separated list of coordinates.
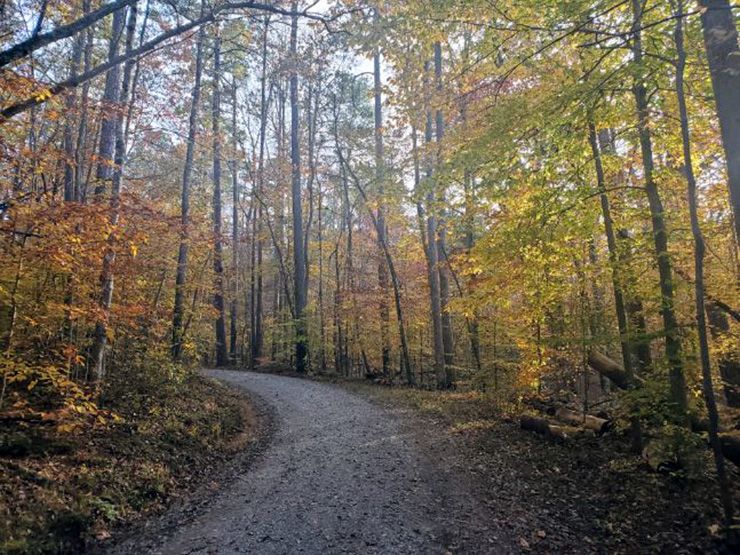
[113, 370, 505, 554]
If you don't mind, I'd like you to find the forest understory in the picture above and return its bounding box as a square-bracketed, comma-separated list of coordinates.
[0, 373, 259, 554]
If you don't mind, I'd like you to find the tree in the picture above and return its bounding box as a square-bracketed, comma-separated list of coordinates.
[290, 1, 308, 373]
[172, 13, 206, 362]
[212, 25, 228, 367]
[630, 0, 687, 420]
[673, 0, 733, 525]
[698, 0, 740, 242]
[90, 1, 138, 382]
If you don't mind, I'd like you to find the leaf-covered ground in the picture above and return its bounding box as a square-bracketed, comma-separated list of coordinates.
[0, 374, 256, 555]
[346, 383, 738, 554]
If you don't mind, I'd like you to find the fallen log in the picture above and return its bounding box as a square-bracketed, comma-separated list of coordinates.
[554, 407, 611, 434]
[587, 350, 642, 390]
[719, 431, 740, 467]
[520, 415, 550, 435]
[547, 424, 582, 441]
[520, 415, 582, 441]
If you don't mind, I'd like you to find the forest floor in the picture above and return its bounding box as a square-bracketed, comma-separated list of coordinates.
[0, 374, 259, 555]
[347, 382, 736, 554]
[107, 369, 733, 554]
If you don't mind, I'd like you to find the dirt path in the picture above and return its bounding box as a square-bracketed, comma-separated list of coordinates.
[109, 370, 508, 554]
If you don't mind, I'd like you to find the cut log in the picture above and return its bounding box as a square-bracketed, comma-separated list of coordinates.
[520, 415, 582, 441]
[520, 415, 550, 435]
[554, 407, 611, 434]
[719, 431, 740, 467]
[588, 350, 641, 390]
[547, 424, 582, 441]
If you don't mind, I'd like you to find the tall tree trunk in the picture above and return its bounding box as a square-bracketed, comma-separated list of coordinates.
[419, 81, 447, 388]
[674, 1, 734, 525]
[271, 80, 287, 362]
[90, 2, 137, 382]
[340, 146, 359, 377]
[290, 3, 307, 373]
[305, 77, 324, 372]
[458, 35, 482, 375]
[123, 0, 150, 146]
[251, 16, 270, 365]
[462, 167, 482, 375]
[230, 79, 240, 362]
[698, 0, 740, 242]
[630, 0, 687, 420]
[317, 160, 326, 373]
[211, 27, 228, 367]
[588, 116, 642, 452]
[412, 123, 429, 384]
[93, 7, 125, 197]
[433, 42, 454, 376]
[172, 17, 205, 361]
[373, 9, 391, 378]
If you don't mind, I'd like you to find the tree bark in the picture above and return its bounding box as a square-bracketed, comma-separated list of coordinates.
[630, 0, 687, 420]
[74, 17, 94, 202]
[419, 85, 447, 388]
[89, 2, 137, 382]
[290, 3, 308, 373]
[373, 10, 391, 378]
[250, 16, 270, 365]
[706, 303, 740, 407]
[589, 117, 642, 451]
[554, 408, 610, 434]
[211, 27, 228, 367]
[674, 1, 734, 525]
[93, 7, 126, 197]
[230, 79, 240, 362]
[62, 1, 88, 202]
[698, 0, 740, 242]
[172, 16, 205, 361]
[588, 350, 640, 390]
[433, 42, 454, 376]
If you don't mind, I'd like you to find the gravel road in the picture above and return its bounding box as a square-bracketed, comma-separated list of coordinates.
[110, 370, 508, 554]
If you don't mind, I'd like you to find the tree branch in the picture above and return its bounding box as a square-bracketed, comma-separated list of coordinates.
[0, 0, 137, 68]
[1, 1, 336, 121]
